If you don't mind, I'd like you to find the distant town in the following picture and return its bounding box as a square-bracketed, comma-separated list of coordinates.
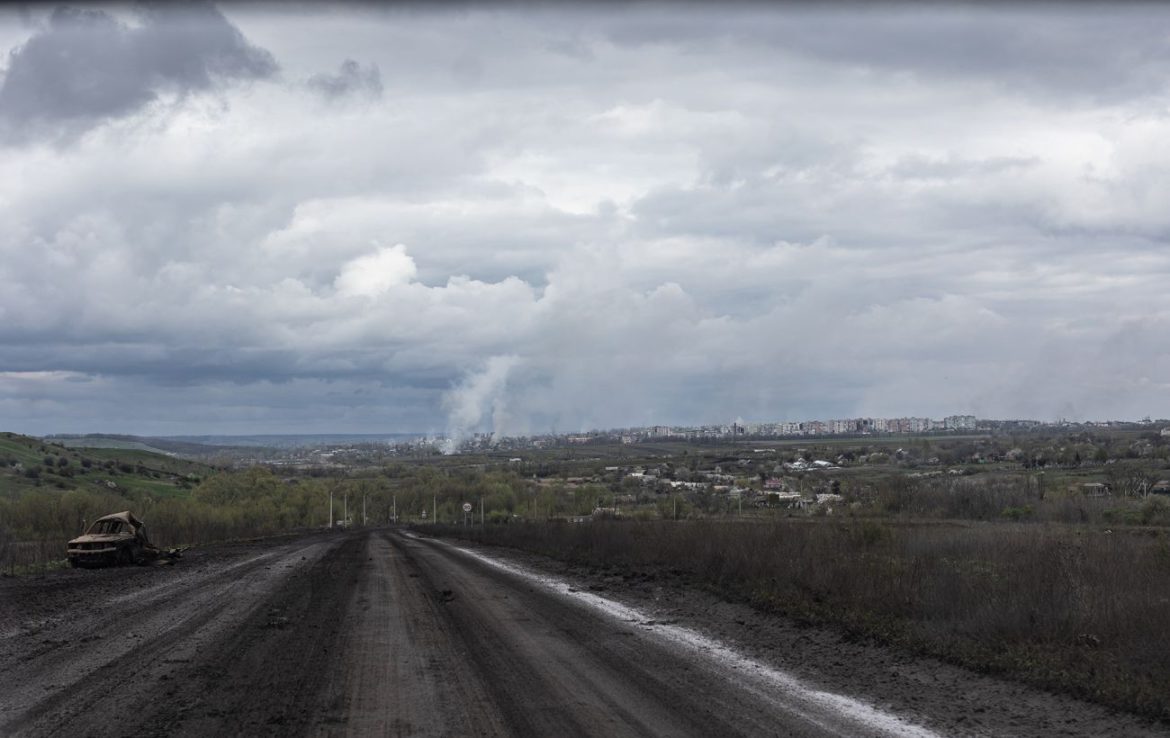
[432, 414, 1169, 454]
[45, 415, 1170, 469]
[246, 416, 1170, 467]
[502, 414, 985, 448]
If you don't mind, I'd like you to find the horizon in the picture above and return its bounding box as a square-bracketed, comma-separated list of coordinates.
[28, 413, 1170, 444]
[4, 4, 1170, 436]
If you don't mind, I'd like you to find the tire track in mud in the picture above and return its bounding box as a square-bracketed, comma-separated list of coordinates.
[4, 528, 1165, 738]
[391, 531, 929, 738]
[388, 531, 712, 737]
[0, 536, 340, 736]
[131, 530, 509, 737]
[320, 531, 509, 737]
[135, 535, 365, 736]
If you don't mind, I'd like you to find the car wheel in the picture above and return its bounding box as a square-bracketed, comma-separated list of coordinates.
[118, 547, 133, 567]
[69, 558, 79, 568]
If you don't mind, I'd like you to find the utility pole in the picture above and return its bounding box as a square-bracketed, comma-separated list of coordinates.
[393, 494, 397, 524]
[480, 496, 484, 526]
[362, 493, 367, 527]
[432, 494, 437, 525]
[329, 489, 333, 528]
[344, 493, 348, 527]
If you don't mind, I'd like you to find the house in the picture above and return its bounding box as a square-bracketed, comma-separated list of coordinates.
[1080, 482, 1111, 497]
[768, 492, 805, 509]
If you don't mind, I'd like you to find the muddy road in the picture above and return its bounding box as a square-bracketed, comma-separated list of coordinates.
[0, 528, 1164, 737]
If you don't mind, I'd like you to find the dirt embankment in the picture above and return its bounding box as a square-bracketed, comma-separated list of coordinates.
[0, 528, 1165, 737]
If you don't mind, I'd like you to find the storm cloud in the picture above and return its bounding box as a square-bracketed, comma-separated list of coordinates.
[2, 3, 1170, 436]
[0, 3, 276, 142]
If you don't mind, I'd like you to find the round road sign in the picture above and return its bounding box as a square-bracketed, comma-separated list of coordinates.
[462, 502, 473, 513]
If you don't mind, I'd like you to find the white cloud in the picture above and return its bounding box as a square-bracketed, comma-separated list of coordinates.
[334, 244, 418, 297]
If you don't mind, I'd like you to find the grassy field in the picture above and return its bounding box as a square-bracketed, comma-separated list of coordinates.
[51, 436, 176, 455]
[0, 434, 58, 468]
[75, 447, 209, 476]
[0, 434, 208, 497]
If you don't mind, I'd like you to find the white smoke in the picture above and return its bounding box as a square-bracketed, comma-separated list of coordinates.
[440, 355, 521, 453]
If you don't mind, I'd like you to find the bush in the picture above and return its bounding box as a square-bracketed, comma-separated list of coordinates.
[1141, 496, 1170, 525]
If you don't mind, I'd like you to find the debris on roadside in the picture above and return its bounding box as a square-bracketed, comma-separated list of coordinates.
[66, 511, 186, 569]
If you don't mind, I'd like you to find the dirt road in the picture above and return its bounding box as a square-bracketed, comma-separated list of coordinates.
[0, 528, 1164, 737]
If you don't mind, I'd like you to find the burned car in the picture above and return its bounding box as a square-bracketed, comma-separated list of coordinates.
[67, 511, 180, 568]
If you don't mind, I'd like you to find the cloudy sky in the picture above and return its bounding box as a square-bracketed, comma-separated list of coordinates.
[1, 3, 1169, 437]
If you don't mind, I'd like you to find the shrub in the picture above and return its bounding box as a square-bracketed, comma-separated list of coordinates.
[1141, 496, 1170, 525]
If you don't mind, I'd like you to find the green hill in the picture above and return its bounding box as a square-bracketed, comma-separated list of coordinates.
[0, 431, 213, 500]
[50, 436, 176, 455]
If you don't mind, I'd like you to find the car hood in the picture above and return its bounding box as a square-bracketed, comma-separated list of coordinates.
[69, 533, 131, 546]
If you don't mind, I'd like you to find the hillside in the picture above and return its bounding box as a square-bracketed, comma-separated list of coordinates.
[46, 433, 243, 458]
[0, 432, 213, 500]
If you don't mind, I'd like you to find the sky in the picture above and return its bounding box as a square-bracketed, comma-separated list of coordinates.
[2, 2, 1170, 438]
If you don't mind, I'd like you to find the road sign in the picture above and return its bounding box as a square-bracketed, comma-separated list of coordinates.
[462, 502, 473, 513]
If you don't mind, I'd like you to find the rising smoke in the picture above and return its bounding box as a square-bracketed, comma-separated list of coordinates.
[440, 355, 521, 453]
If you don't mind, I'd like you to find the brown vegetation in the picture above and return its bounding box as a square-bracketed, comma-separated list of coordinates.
[0, 468, 330, 573]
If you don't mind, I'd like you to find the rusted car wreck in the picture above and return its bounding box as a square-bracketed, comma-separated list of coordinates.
[67, 511, 182, 568]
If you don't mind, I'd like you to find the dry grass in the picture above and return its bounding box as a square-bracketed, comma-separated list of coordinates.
[446, 518, 1170, 721]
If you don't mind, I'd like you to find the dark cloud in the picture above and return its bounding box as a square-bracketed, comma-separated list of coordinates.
[598, 6, 1170, 102]
[307, 59, 382, 100]
[0, 3, 276, 142]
